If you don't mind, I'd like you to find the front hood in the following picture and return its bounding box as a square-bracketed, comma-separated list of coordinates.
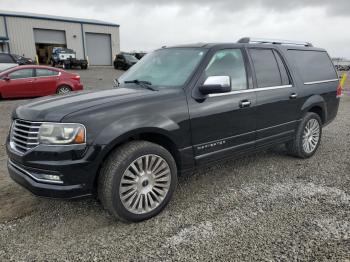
[14, 88, 151, 122]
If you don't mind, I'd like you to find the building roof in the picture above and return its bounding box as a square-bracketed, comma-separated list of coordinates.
[0, 10, 119, 27]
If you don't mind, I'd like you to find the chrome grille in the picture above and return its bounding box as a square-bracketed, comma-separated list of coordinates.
[10, 119, 42, 153]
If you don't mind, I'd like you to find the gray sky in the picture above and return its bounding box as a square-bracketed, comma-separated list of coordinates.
[1, 0, 349, 58]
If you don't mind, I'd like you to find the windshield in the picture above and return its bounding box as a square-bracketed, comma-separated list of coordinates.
[119, 48, 206, 88]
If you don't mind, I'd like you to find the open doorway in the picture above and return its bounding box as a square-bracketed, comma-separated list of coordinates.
[33, 29, 67, 65]
[35, 43, 66, 65]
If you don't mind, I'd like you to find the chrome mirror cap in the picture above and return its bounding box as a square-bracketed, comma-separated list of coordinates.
[203, 75, 231, 88]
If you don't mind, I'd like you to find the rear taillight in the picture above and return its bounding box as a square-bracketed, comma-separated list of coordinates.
[336, 84, 343, 98]
[337, 84, 343, 98]
[71, 75, 80, 82]
[337, 73, 347, 98]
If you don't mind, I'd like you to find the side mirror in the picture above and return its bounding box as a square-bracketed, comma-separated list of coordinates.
[2, 76, 10, 81]
[199, 76, 231, 95]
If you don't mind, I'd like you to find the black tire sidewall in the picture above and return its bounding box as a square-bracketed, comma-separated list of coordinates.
[109, 143, 177, 222]
[297, 113, 322, 158]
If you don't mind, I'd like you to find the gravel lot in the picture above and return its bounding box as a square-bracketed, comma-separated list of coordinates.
[0, 68, 349, 261]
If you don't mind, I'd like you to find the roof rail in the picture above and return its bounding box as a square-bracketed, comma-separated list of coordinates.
[238, 37, 313, 47]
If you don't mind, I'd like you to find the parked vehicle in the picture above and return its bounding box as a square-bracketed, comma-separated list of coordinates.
[0, 53, 18, 71]
[51, 47, 88, 70]
[335, 64, 350, 71]
[131, 52, 147, 60]
[6, 38, 341, 222]
[12, 54, 35, 65]
[114, 53, 139, 70]
[0, 65, 83, 98]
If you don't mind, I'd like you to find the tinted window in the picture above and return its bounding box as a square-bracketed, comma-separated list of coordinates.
[36, 69, 59, 77]
[273, 51, 290, 85]
[0, 53, 15, 63]
[205, 49, 247, 91]
[250, 49, 281, 88]
[8, 69, 33, 79]
[124, 54, 138, 62]
[288, 50, 337, 83]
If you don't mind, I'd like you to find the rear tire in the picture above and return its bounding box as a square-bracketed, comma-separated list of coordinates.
[286, 112, 322, 158]
[98, 141, 177, 222]
[63, 63, 71, 70]
[56, 85, 72, 95]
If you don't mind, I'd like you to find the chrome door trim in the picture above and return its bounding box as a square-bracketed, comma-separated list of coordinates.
[304, 79, 339, 85]
[208, 85, 293, 97]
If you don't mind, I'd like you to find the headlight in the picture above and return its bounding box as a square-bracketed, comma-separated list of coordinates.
[38, 123, 86, 145]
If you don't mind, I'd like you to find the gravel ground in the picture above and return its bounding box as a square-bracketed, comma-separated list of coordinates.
[0, 68, 349, 261]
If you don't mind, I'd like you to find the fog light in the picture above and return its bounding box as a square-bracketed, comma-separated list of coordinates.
[33, 173, 63, 184]
[42, 174, 62, 182]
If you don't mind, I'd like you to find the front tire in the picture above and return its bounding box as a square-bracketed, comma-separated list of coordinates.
[98, 141, 177, 222]
[286, 112, 322, 158]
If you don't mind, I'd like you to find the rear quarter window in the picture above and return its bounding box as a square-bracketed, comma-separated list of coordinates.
[288, 50, 337, 83]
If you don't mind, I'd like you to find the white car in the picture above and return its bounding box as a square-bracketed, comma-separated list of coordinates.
[0, 53, 18, 71]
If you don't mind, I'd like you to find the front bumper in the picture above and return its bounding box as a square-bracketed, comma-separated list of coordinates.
[6, 139, 105, 199]
[8, 160, 90, 198]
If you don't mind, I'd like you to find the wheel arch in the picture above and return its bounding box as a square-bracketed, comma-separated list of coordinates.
[92, 128, 182, 190]
[300, 95, 327, 124]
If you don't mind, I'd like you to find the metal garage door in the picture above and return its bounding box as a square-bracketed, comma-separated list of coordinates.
[85, 33, 112, 66]
[33, 29, 66, 44]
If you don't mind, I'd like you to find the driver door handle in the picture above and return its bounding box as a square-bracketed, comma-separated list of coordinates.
[290, 93, 298, 99]
[239, 100, 251, 108]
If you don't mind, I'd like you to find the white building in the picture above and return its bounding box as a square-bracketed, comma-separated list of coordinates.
[0, 10, 120, 66]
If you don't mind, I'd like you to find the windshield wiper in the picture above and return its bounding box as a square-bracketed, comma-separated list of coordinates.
[124, 80, 158, 91]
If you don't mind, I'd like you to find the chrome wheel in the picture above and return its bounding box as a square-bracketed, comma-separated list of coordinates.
[119, 154, 171, 214]
[57, 86, 71, 94]
[302, 118, 320, 154]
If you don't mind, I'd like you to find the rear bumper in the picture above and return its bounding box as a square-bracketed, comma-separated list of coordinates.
[7, 160, 91, 199]
[75, 83, 84, 91]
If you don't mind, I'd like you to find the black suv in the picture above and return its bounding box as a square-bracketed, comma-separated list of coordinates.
[114, 53, 139, 70]
[7, 38, 341, 222]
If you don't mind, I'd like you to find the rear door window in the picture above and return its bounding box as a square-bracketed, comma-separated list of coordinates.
[287, 50, 337, 83]
[36, 69, 59, 77]
[249, 49, 282, 88]
[8, 69, 34, 79]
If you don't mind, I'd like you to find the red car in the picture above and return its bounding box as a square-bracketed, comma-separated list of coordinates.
[0, 65, 83, 98]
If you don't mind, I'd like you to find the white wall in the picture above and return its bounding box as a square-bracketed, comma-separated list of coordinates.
[4, 16, 120, 61]
[6, 16, 83, 59]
